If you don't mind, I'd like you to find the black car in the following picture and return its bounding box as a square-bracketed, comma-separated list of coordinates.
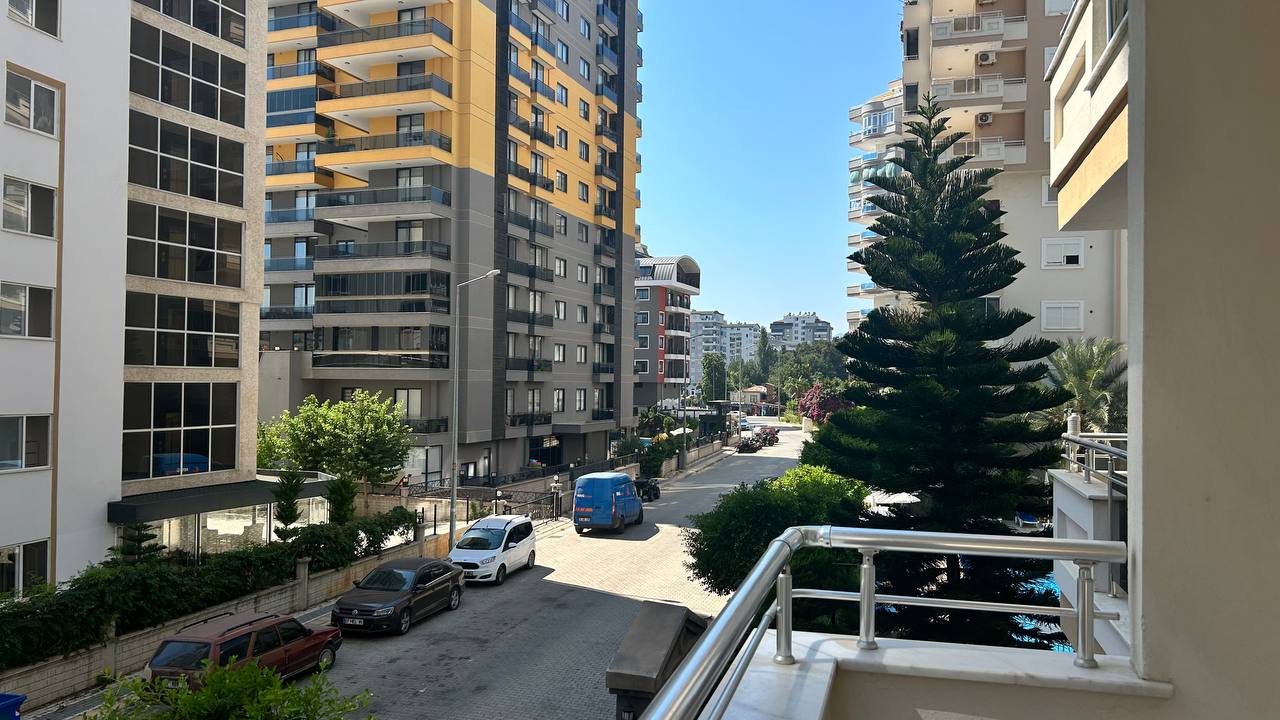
[331, 558, 463, 635]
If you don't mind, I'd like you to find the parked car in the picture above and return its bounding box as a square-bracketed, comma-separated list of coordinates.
[573, 471, 643, 534]
[447, 515, 536, 585]
[331, 558, 463, 635]
[635, 476, 662, 502]
[148, 612, 341, 685]
[739, 418, 751, 432]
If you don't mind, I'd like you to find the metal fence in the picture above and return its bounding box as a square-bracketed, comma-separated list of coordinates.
[1061, 432, 1128, 593]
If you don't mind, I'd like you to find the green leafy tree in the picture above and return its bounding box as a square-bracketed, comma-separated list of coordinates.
[271, 466, 307, 542]
[755, 331, 776, 379]
[801, 96, 1072, 649]
[256, 414, 289, 469]
[768, 340, 850, 402]
[109, 522, 165, 562]
[699, 353, 728, 402]
[1045, 337, 1128, 432]
[285, 396, 341, 474]
[326, 390, 411, 489]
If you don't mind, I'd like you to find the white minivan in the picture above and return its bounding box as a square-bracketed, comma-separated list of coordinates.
[446, 515, 536, 585]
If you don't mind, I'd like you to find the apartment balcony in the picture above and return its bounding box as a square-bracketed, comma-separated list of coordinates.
[593, 240, 617, 260]
[267, 11, 337, 52]
[403, 416, 449, 434]
[506, 160, 555, 191]
[596, 81, 619, 106]
[594, 204, 618, 224]
[848, 197, 883, 222]
[636, 46, 643, 67]
[938, 137, 1027, 166]
[507, 412, 552, 428]
[313, 184, 452, 230]
[509, 11, 533, 40]
[314, 239, 450, 267]
[848, 228, 880, 251]
[314, 297, 450, 319]
[260, 305, 315, 320]
[266, 112, 334, 144]
[505, 357, 552, 373]
[929, 75, 1027, 110]
[592, 362, 615, 378]
[595, 123, 620, 144]
[930, 11, 1027, 48]
[316, 18, 454, 78]
[595, 163, 620, 183]
[311, 352, 448, 370]
[507, 308, 554, 327]
[592, 322, 614, 336]
[265, 159, 335, 191]
[508, 60, 532, 92]
[531, 32, 556, 57]
[591, 408, 615, 421]
[506, 209, 554, 237]
[847, 280, 890, 297]
[596, 42, 619, 73]
[508, 115, 555, 146]
[593, 282, 616, 299]
[266, 61, 336, 90]
[318, 0, 449, 28]
[263, 256, 316, 285]
[316, 73, 453, 132]
[846, 307, 870, 330]
[502, 256, 554, 282]
[316, 130, 452, 180]
[847, 147, 900, 172]
[532, 79, 556, 102]
[596, 2, 618, 31]
[532, 0, 559, 22]
[635, 8, 643, 31]
[848, 120, 903, 151]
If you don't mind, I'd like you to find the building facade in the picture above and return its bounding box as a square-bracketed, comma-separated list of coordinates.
[768, 312, 832, 351]
[2, 0, 266, 584]
[258, 0, 643, 479]
[725, 322, 763, 363]
[849, 0, 1125, 343]
[632, 254, 698, 411]
[689, 310, 724, 388]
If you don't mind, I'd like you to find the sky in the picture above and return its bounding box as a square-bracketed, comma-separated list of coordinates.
[634, 0, 905, 330]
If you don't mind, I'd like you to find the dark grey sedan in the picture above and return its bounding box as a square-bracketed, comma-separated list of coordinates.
[330, 558, 463, 635]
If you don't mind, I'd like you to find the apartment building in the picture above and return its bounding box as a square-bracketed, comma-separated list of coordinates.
[257, 0, 643, 478]
[725, 322, 763, 362]
[689, 310, 723, 387]
[848, 0, 1125, 342]
[632, 254, 698, 411]
[1, 0, 265, 584]
[768, 312, 832, 351]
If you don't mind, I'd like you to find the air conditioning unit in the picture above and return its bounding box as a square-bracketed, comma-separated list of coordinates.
[976, 112, 995, 126]
[977, 51, 998, 65]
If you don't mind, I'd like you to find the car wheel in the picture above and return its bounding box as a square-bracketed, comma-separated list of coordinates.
[396, 608, 412, 635]
[526, 550, 536, 569]
[447, 586, 461, 611]
[317, 644, 337, 670]
[636, 508, 644, 525]
[574, 525, 584, 535]
[653, 488, 661, 500]
[495, 565, 507, 585]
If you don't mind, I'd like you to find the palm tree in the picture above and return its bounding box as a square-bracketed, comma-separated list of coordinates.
[1045, 338, 1128, 431]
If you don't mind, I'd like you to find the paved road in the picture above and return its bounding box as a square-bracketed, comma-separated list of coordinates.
[320, 421, 804, 720]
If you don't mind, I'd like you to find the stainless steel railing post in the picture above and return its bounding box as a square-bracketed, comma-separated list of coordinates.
[858, 549, 879, 650]
[1074, 560, 1099, 668]
[773, 564, 795, 665]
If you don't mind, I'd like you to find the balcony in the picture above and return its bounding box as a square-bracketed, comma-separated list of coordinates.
[532, 0, 558, 22]
[595, 82, 619, 105]
[929, 11, 1027, 46]
[502, 256, 554, 282]
[265, 208, 315, 224]
[317, 0, 450, 27]
[505, 357, 552, 373]
[264, 256, 315, 272]
[316, 130, 452, 180]
[532, 32, 556, 56]
[591, 408, 615, 421]
[596, 42, 619, 72]
[317, 73, 452, 132]
[265, 159, 333, 191]
[506, 210, 554, 237]
[635, 9, 643, 31]
[596, 2, 618, 31]
[509, 12, 533, 39]
[635, 80, 643, 102]
[267, 11, 337, 51]
[266, 112, 334, 144]
[316, 18, 453, 78]
[267, 61, 335, 82]
[260, 305, 315, 320]
[316, 298, 449, 315]
[636, 46, 643, 66]
[594, 204, 618, 222]
[592, 362, 615, 376]
[593, 282, 616, 298]
[593, 244, 616, 263]
[507, 308, 554, 326]
[592, 322, 614, 336]
[507, 412, 552, 427]
[511, 115, 555, 146]
[532, 79, 556, 102]
[506, 160, 555, 191]
[311, 352, 448, 369]
[595, 123, 620, 143]
[929, 75, 1027, 108]
[268, 11, 338, 33]
[403, 416, 449, 434]
[939, 137, 1027, 166]
[315, 239, 449, 263]
[847, 280, 888, 297]
[595, 163, 620, 182]
[313, 185, 451, 229]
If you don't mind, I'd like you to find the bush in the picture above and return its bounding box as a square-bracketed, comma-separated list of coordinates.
[638, 439, 679, 478]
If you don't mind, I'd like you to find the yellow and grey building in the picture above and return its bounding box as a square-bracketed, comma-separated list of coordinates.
[259, 0, 643, 480]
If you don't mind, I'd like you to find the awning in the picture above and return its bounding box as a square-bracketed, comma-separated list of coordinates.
[107, 479, 331, 524]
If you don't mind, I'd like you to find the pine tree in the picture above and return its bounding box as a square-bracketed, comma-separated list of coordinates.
[802, 96, 1072, 648]
[271, 466, 307, 542]
[111, 522, 165, 562]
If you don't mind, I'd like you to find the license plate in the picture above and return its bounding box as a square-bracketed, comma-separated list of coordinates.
[464, 571, 478, 578]
[578, 516, 591, 523]
[341, 618, 364, 626]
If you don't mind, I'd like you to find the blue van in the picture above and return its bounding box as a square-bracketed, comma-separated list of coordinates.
[573, 472, 643, 534]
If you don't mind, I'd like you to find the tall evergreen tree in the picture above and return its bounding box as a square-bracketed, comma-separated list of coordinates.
[801, 96, 1072, 648]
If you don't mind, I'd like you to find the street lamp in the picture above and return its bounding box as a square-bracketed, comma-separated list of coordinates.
[450, 268, 501, 542]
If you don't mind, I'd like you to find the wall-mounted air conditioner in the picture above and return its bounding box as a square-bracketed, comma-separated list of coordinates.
[977, 51, 998, 65]
[977, 112, 995, 125]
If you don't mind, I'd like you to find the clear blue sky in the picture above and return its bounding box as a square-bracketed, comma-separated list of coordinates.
[635, 0, 904, 329]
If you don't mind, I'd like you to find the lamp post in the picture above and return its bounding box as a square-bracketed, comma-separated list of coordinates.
[450, 268, 501, 542]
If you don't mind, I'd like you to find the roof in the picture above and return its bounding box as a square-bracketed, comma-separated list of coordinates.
[471, 514, 530, 528]
[635, 255, 700, 284]
[743, 385, 770, 392]
[575, 471, 631, 483]
[174, 612, 277, 640]
[107, 478, 329, 523]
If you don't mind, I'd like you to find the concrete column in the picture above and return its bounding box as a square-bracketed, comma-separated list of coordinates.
[293, 556, 311, 612]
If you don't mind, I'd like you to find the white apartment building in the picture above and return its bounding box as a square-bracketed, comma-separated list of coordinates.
[725, 322, 762, 362]
[768, 312, 832, 351]
[1, 0, 265, 587]
[690, 310, 725, 387]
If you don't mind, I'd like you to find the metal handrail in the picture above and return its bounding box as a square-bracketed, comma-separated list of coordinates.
[643, 525, 1127, 719]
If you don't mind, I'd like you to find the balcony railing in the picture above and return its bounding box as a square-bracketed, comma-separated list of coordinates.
[507, 412, 552, 427]
[268, 11, 337, 32]
[506, 210, 553, 236]
[592, 322, 614, 335]
[323, 73, 452, 99]
[594, 204, 617, 220]
[596, 42, 619, 67]
[315, 185, 451, 208]
[532, 32, 555, 55]
[266, 159, 318, 175]
[1062, 433, 1129, 593]
[508, 60, 531, 86]
[315, 240, 450, 261]
[591, 408, 615, 421]
[506, 159, 554, 190]
[264, 256, 314, 272]
[592, 362, 615, 375]
[506, 357, 552, 372]
[260, 305, 314, 320]
[593, 282, 616, 297]
[593, 241, 616, 258]
[311, 353, 448, 369]
[506, 308, 554, 326]
[595, 163, 619, 181]
[509, 12, 533, 38]
[403, 416, 449, 434]
[319, 130, 452, 154]
[533, 79, 556, 101]
[595, 123, 620, 143]
[643, 525, 1127, 718]
[265, 208, 314, 223]
[596, 2, 618, 28]
[595, 82, 618, 104]
[316, 298, 450, 314]
[535, 0, 558, 18]
[503, 256, 554, 281]
[267, 61, 335, 81]
[318, 17, 453, 47]
[930, 11, 1006, 40]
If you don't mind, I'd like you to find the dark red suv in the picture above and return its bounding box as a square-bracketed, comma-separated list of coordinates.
[147, 612, 341, 684]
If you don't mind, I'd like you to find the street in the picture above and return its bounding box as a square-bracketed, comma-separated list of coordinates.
[320, 420, 803, 720]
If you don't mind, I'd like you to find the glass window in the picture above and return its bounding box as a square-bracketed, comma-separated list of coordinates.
[0, 415, 49, 470]
[2, 177, 55, 237]
[1041, 301, 1084, 332]
[0, 282, 53, 338]
[122, 381, 237, 480]
[9, 0, 58, 36]
[5, 71, 57, 136]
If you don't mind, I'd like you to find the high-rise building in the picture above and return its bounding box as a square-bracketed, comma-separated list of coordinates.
[725, 322, 763, 363]
[690, 310, 725, 387]
[848, 0, 1125, 342]
[768, 312, 832, 351]
[258, 0, 643, 478]
[2, 0, 265, 584]
[632, 254, 698, 411]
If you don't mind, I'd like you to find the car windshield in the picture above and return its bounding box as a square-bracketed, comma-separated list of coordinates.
[151, 640, 211, 670]
[455, 528, 504, 550]
[356, 567, 415, 592]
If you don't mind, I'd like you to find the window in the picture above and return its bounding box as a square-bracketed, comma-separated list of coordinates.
[636, 335, 649, 350]
[555, 213, 567, 234]
[1041, 301, 1084, 332]
[5, 71, 57, 136]
[0, 282, 53, 338]
[579, 58, 591, 80]
[554, 300, 567, 320]
[1044, 46, 1057, 73]
[129, 19, 246, 126]
[578, 140, 590, 160]
[575, 388, 586, 411]
[128, 111, 244, 206]
[121, 381, 238, 480]
[578, 182, 589, 201]
[505, 387, 515, 414]
[576, 305, 588, 324]
[394, 388, 421, 418]
[0, 539, 48, 599]
[576, 264, 588, 283]
[555, 171, 568, 192]
[554, 343, 565, 362]
[579, 99, 589, 120]
[1044, 109, 1051, 143]
[978, 296, 1001, 319]
[1041, 176, 1059, 206]
[636, 311, 649, 325]
[554, 258, 567, 277]
[575, 345, 586, 363]
[556, 127, 568, 148]
[1045, 0, 1072, 14]
[0, 414, 50, 469]
[124, 291, 240, 367]
[252, 628, 282, 656]
[658, 312, 666, 326]
[634, 288, 649, 301]
[530, 151, 545, 177]
[577, 223, 588, 243]
[127, 201, 243, 287]
[579, 16, 590, 38]
[1042, 237, 1084, 268]
[277, 619, 308, 645]
[7, 0, 57, 36]
[557, 41, 569, 63]
[2, 177, 55, 237]
[527, 388, 542, 413]
[132, 0, 245, 47]
[556, 83, 568, 105]
[557, 0, 569, 20]
[553, 388, 565, 412]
